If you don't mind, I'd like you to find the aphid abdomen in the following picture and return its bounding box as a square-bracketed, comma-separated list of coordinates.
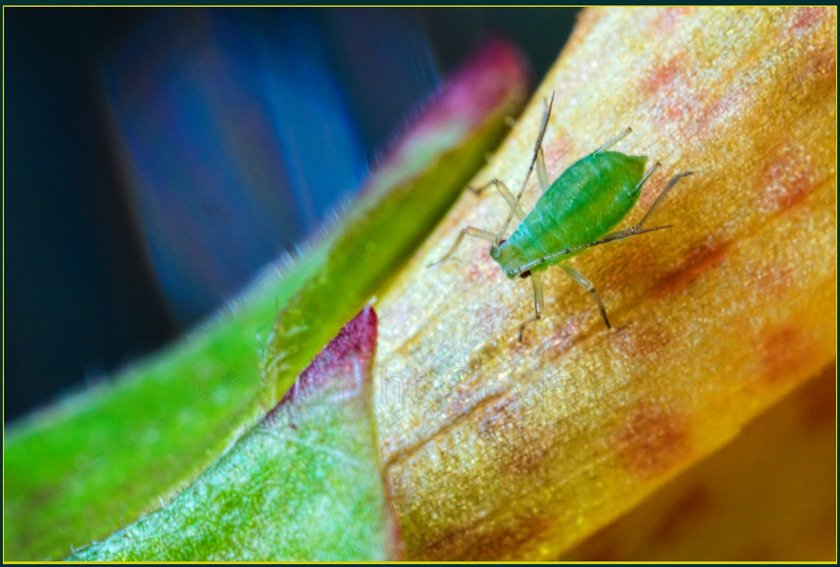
[523, 152, 646, 257]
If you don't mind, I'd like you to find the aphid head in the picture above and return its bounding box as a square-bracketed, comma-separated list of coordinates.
[489, 239, 527, 280]
[489, 239, 505, 261]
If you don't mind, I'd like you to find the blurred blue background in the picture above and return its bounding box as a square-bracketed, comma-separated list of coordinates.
[4, 8, 579, 421]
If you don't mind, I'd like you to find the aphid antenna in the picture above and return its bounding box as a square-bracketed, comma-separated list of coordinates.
[593, 126, 633, 154]
[494, 91, 555, 247]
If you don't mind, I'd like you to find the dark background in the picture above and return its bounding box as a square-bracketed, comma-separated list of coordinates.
[4, 8, 580, 422]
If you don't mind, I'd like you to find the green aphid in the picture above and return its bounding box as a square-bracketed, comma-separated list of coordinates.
[432, 92, 693, 339]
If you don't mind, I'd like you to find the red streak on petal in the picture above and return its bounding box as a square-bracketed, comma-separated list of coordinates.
[756, 147, 816, 214]
[749, 261, 793, 297]
[651, 7, 696, 35]
[544, 131, 576, 167]
[640, 55, 683, 97]
[613, 402, 690, 480]
[787, 7, 829, 36]
[760, 325, 817, 386]
[610, 321, 672, 362]
[653, 238, 730, 297]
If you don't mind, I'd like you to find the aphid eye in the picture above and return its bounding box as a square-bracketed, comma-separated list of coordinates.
[498, 239, 507, 246]
[519, 270, 532, 279]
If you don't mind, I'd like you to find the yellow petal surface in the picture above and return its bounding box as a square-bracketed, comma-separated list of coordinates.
[372, 7, 836, 560]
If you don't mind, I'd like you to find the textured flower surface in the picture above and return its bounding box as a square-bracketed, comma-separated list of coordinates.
[372, 7, 836, 560]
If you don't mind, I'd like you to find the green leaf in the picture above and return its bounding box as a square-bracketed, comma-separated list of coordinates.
[4, 263, 317, 561]
[4, 40, 528, 560]
[70, 307, 401, 561]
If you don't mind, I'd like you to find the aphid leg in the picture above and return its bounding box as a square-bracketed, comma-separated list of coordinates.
[537, 147, 549, 193]
[518, 272, 545, 342]
[632, 161, 662, 195]
[594, 127, 633, 154]
[518, 224, 677, 274]
[559, 170, 694, 250]
[427, 226, 497, 267]
[468, 179, 526, 221]
[633, 170, 694, 230]
[561, 264, 611, 329]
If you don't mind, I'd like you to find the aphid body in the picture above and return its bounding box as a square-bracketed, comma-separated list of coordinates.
[491, 151, 647, 279]
[432, 91, 693, 338]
